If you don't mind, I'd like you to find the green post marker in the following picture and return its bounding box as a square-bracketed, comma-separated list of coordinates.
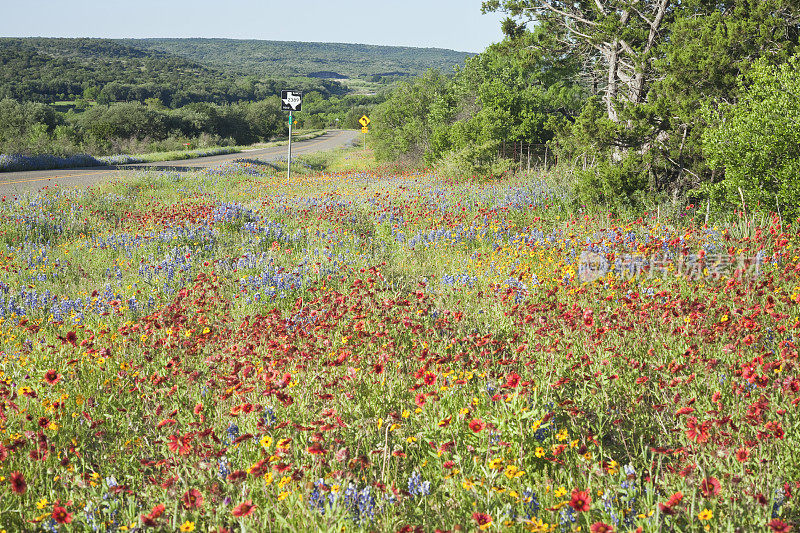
[287, 111, 293, 181]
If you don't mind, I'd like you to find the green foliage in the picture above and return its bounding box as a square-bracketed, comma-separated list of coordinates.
[573, 154, 652, 213]
[0, 38, 397, 159]
[0, 38, 346, 106]
[371, 31, 584, 175]
[371, 70, 450, 165]
[479, 0, 800, 213]
[124, 38, 473, 81]
[702, 55, 800, 218]
[0, 98, 61, 154]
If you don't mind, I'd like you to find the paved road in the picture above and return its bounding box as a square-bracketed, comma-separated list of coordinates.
[0, 129, 359, 197]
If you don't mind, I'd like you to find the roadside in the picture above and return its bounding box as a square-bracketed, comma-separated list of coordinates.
[0, 130, 329, 174]
[0, 130, 359, 197]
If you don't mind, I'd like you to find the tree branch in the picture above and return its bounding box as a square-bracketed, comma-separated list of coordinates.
[531, 1, 599, 27]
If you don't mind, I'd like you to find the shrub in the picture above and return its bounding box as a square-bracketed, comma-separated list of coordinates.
[702, 55, 800, 218]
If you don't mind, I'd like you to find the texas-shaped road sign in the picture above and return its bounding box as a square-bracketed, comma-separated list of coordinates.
[281, 90, 302, 111]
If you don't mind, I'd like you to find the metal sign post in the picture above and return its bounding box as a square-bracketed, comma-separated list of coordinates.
[287, 112, 293, 181]
[281, 90, 303, 181]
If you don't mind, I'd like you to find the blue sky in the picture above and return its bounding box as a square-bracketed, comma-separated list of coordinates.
[1, 0, 506, 53]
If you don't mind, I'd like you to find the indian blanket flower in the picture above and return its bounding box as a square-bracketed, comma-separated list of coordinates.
[472, 512, 492, 530]
[43, 369, 62, 385]
[590, 522, 615, 533]
[659, 491, 684, 515]
[52, 505, 73, 524]
[9, 472, 27, 494]
[182, 488, 204, 509]
[569, 489, 591, 512]
[685, 416, 710, 443]
[768, 519, 792, 533]
[736, 447, 750, 462]
[232, 500, 256, 517]
[503, 372, 521, 388]
[700, 476, 721, 498]
[469, 418, 486, 432]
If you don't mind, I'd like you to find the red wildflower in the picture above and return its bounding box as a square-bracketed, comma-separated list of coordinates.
[768, 519, 792, 533]
[666, 491, 684, 507]
[182, 488, 204, 510]
[699, 476, 721, 498]
[65, 331, 77, 346]
[569, 489, 591, 512]
[227, 470, 247, 483]
[9, 471, 26, 494]
[140, 502, 166, 527]
[766, 421, 785, 440]
[438, 440, 455, 453]
[148, 503, 166, 519]
[43, 369, 62, 385]
[52, 505, 73, 524]
[193, 402, 203, 414]
[415, 394, 426, 408]
[372, 363, 384, 374]
[423, 372, 436, 386]
[736, 447, 750, 462]
[590, 522, 615, 533]
[503, 372, 521, 388]
[472, 511, 492, 529]
[307, 442, 327, 455]
[231, 500, 256, 517]
[249, 458, 270, 477]
[685, 417, 710, 443]
[468, 418, 486, 433]
[659, 491, 683, 515]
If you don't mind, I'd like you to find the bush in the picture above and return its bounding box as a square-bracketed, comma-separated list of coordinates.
[437, 140, 513, 178]
[572, 154, 652, 213]
[702, 55, 800, 218]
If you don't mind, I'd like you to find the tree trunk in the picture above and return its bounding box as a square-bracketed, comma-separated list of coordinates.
[605, 41, 620, 122]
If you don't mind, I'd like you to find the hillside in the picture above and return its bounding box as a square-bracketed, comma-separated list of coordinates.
[0, 38, 345, 105]
[119, 38, 474, 81]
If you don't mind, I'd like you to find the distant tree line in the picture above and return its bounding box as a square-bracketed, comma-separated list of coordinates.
[0, 38, 388, 157]
[371, 0, 800, 218]
[121, 38, 473, 80]
[0, 39, 345, 106]
[0, 92, 384, 157]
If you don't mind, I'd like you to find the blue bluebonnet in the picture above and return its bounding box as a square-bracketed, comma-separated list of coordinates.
[407, 471, 430, 497]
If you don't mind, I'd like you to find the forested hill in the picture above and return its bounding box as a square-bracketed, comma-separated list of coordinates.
[119, 38, 473, 81]
[0, 38, 343, 105]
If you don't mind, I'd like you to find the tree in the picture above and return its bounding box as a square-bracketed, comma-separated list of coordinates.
[482, 0, 672, 122]
[702, 55, 800, 218]
[245, 97, 283, 141]
[371, 70, 450, 164]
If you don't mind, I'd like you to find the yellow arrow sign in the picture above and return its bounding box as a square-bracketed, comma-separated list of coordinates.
[359, 115, 370, 127]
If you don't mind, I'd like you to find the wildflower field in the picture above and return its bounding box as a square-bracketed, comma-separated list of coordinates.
[0, 149, 798, 532]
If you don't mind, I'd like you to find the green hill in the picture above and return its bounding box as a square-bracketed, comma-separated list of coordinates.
[119, 38, 474, 82]
[0, 38, 345, 105]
